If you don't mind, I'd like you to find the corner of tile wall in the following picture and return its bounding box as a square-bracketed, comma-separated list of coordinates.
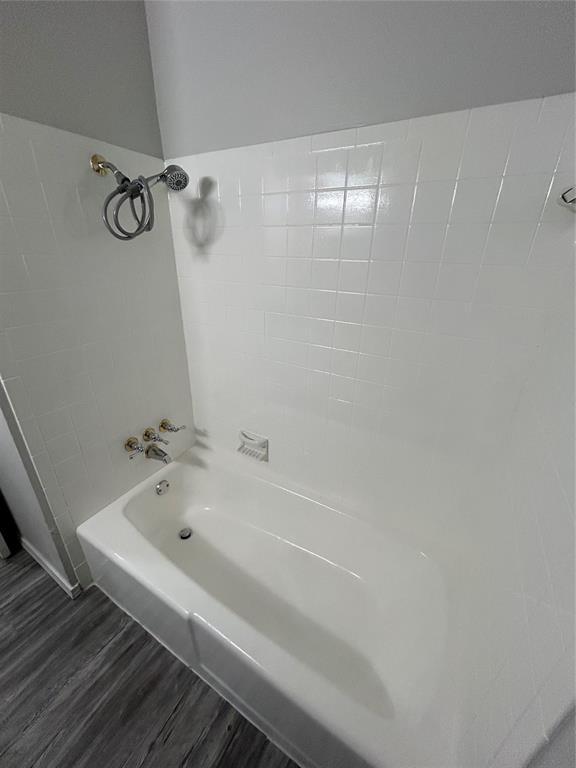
[169, 92, 575, 767]
[0, 112, 195, 585]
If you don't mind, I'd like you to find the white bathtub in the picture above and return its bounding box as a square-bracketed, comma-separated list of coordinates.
[77, 449, 447, 768]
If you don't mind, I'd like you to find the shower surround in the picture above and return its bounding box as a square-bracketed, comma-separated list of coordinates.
[0, 112, 194, 585]
[168, 93, 574, 766]
[0, 87, 573, 768]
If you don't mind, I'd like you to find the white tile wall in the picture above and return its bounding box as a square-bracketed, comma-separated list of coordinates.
[0, 113, 194, 585]
[170, 93, 574, 767]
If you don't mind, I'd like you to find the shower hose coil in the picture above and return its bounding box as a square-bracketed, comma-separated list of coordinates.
[91, 156, 189, 240]
[102, 175, 155, 241]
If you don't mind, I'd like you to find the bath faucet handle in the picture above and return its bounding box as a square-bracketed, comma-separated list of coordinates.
[124, 437, 144, 460]
[142, 427, 169, 445]
[159, 419, 186, 434]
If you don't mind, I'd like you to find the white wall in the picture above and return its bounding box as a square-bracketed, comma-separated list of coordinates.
[527, 711, 575, 768]
[0, 112, 194, 586]
[170, 93, 575, 766]
[0, 395, 73, 590]
[146, 0, 575, 157]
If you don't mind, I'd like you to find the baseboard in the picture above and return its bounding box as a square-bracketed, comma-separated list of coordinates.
[21, 538, 81, 599]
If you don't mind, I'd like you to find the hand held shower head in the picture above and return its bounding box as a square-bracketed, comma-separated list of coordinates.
[91, 155, 188, 240]
[162, 165, 189, 191]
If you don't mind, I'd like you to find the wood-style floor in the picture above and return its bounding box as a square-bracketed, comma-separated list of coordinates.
[0, 550, 299, 768]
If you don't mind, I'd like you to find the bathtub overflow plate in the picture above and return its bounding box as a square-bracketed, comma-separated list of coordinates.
[179, 527, 193, 540]
[155, 480, 170, 496]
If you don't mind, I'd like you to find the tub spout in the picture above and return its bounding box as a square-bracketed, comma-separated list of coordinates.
[145, 444, 171, 464]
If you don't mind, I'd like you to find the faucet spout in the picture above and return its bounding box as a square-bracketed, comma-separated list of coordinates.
[145, 444, 171, 464]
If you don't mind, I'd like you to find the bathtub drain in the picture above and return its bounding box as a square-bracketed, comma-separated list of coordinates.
[179, 527, 193, 540]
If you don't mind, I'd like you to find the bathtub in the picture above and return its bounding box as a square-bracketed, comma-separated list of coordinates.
[77, 449, 447, 768]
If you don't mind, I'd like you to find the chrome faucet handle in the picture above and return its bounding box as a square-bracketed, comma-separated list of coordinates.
[143, 427, 169, 445]
[159, 419, 186, 433]
[124, 437, 144, 460]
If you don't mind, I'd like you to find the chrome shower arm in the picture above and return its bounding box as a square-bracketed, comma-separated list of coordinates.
[90, 155, 130, 186]
[102, 162, 129, 187]
[144, 172, 165, 188]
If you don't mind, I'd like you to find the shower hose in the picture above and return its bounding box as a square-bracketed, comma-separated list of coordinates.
[102, 175, 155, 240]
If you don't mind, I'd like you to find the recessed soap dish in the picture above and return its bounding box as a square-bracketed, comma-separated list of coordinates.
[559, 186, 576, 212]
[238, 430, 269, 462]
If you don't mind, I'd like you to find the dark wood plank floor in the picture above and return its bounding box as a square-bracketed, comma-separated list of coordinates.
[0, 550, 299, 768]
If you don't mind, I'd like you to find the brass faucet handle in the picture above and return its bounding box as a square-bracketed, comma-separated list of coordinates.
[159, 419, 186, 433]
[143, 427, 169, 445]
[124, 437, 144, 460]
